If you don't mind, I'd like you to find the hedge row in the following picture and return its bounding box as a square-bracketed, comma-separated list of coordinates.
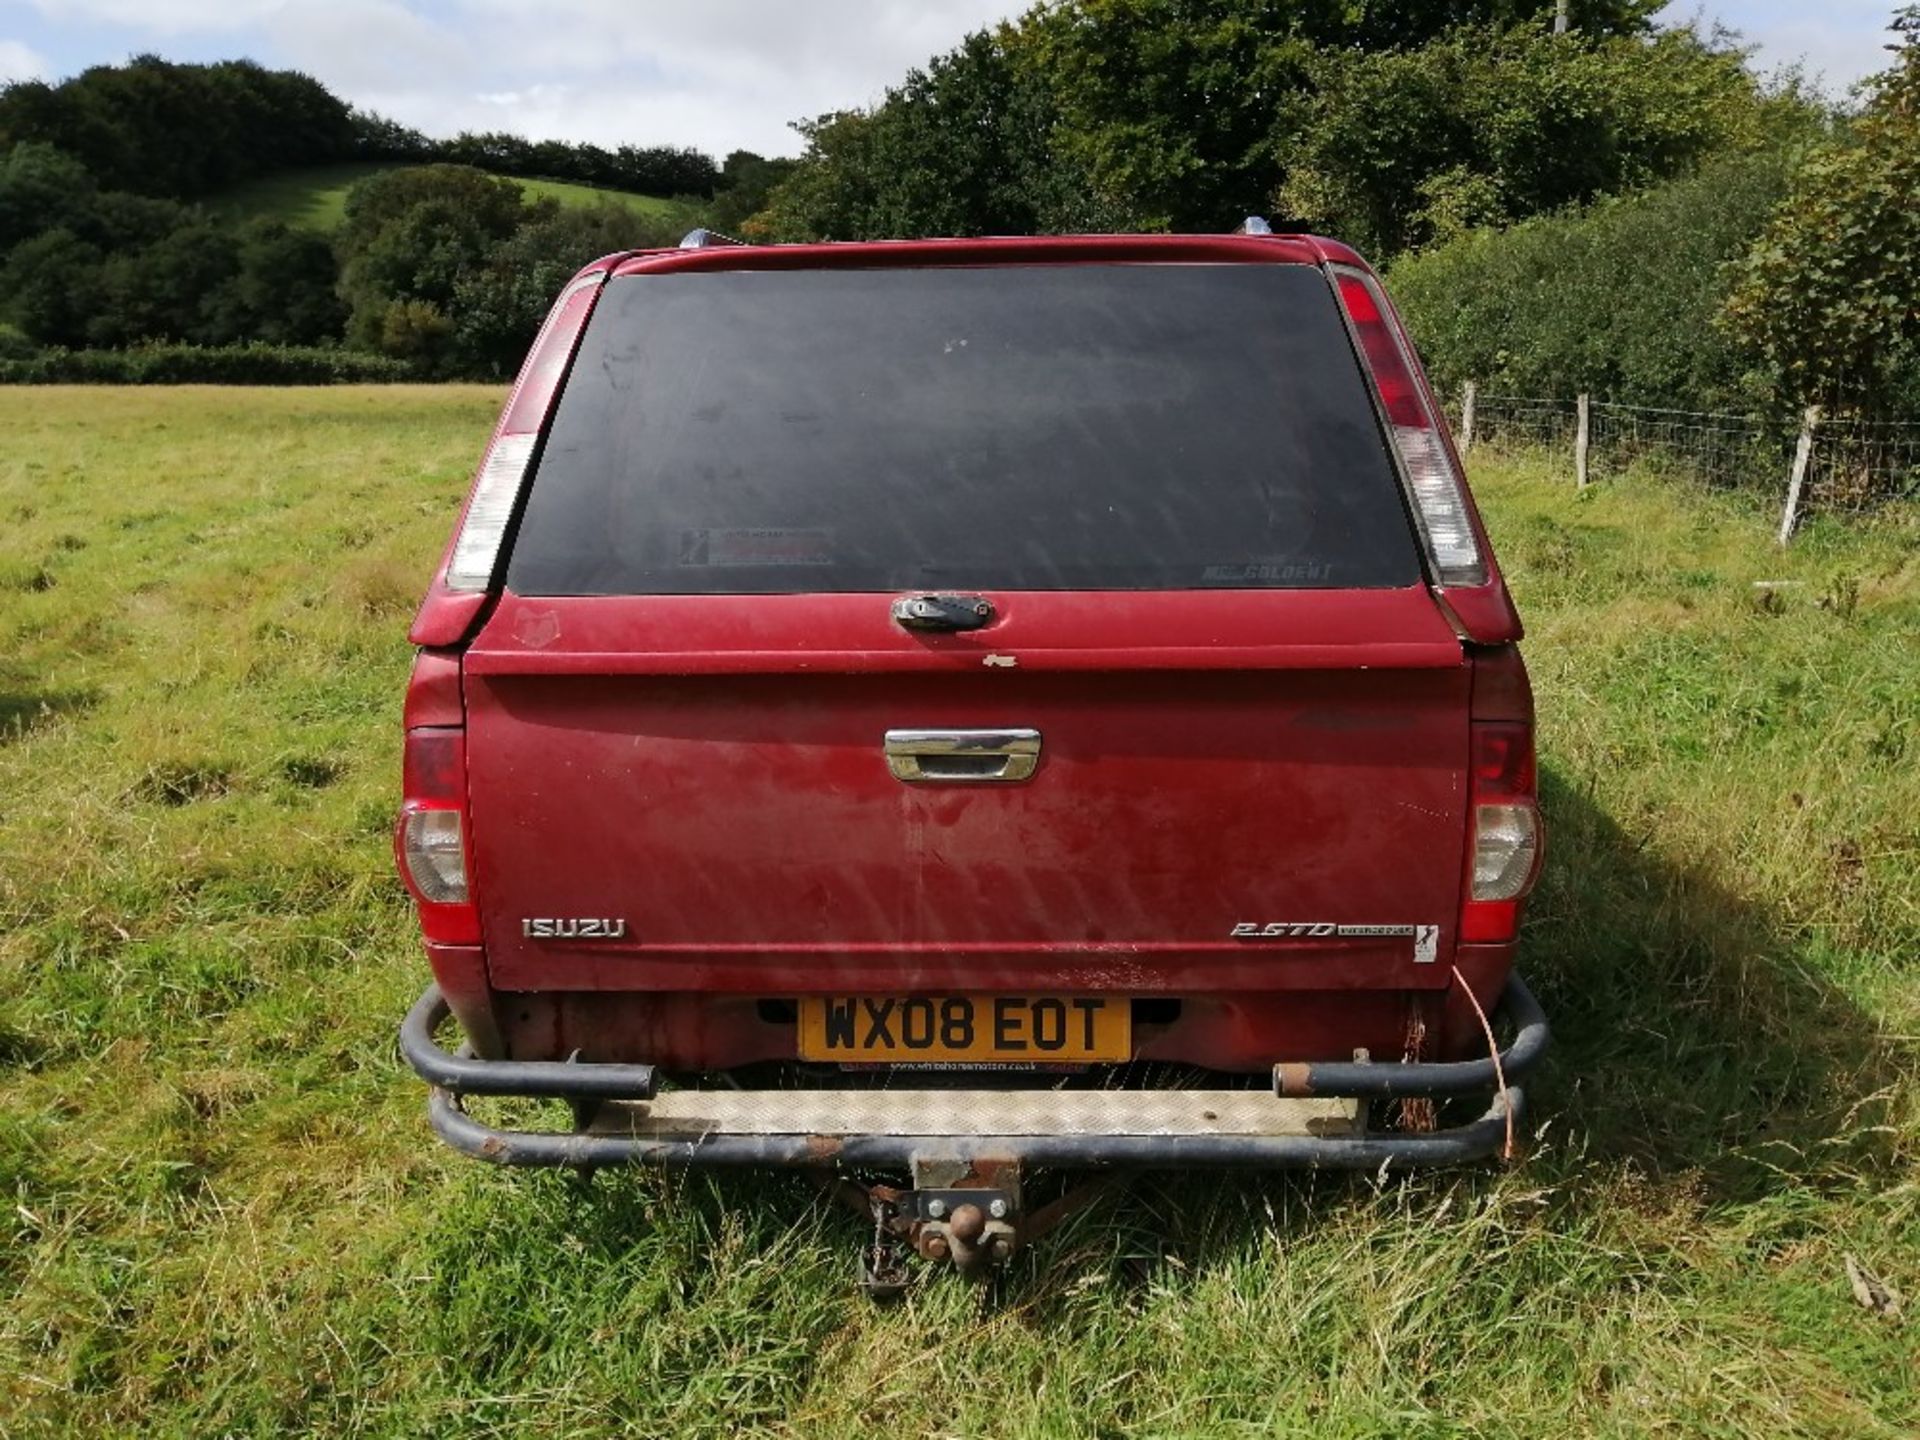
[0, 343, 415, 385]
[1389, 150, 1797, 413]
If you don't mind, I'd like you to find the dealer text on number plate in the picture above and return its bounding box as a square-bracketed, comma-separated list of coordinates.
[797, 995, 1131, 1063]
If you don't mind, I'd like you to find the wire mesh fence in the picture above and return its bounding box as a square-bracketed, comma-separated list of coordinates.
[1448, 388, 1920, 537]
[1804, 420, 1920, 515]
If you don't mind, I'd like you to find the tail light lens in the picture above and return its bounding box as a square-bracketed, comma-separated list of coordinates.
[1460, 720, 1541, 941]
[400, 810, 467, 902]
[1473, 804, 1540, 899]
[1330, 264, 1486, 588]
[443, 273, 603, 593]
[396, 726, 480, 944]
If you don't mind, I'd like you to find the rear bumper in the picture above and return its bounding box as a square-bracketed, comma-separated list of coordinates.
[399, 974, 1548, 1172]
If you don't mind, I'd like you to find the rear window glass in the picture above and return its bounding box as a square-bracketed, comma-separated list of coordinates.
[507, 263, 1420, 594]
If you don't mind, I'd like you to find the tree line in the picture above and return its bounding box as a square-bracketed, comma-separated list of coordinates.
[1394, 7, 1920, 422]
[0, 55, 723, 200]
[748, 0, 1917, 422]
[2, 11, 1914, 416]
[0, 148, 696, 376]
[748, 0, 1754, 249]
[0, 57, 790, 378]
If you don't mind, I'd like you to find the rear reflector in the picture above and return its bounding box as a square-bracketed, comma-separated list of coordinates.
[443, 274, 603, 593]
[1331, 265, 1485, 588]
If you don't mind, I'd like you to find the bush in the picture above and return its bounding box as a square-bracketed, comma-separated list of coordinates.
[1276, 21, 1799, 257]
[1390, 148, 1801, 411]
[0, 343, 412, 384]
[335, 166, 530, 370]
[1721, 9, 1920, 417]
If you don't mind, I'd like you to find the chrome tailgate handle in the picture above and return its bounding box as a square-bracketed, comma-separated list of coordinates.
[884, 728, 1041, 783]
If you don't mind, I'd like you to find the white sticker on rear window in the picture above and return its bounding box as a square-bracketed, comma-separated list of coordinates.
[679, 528, 835, 567]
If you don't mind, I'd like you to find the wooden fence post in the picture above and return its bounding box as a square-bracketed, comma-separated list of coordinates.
[1574, 393, 1591, 488]
[1458, 380, 1477, 454]
[1777, 405, 1822, 546]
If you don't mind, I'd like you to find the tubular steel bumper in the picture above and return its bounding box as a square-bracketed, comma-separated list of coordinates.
[399, 975, 1548, 1172]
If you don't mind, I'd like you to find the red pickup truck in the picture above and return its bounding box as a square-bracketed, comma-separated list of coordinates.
[398, 225, 1547, 1284]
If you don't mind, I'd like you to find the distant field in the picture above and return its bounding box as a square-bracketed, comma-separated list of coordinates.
[0, 387, 1916, 1436]
[210, 162, 690, 231]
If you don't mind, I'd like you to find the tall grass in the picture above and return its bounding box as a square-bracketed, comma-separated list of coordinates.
[1, 390, 1915, 1436]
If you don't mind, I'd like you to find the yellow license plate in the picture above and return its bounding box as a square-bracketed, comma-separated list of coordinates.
[798, 995, 1132, 1064]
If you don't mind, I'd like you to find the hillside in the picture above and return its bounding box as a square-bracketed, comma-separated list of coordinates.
[210, 162, 689, 233]
[0, 55, 748, 377]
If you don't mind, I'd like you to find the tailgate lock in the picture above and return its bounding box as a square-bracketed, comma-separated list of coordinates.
[891, 593, 994, 631]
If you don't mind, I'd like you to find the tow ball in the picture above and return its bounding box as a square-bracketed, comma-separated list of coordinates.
[821, 1156, 1112, 1299]
[904, 1185, 1022, 1276]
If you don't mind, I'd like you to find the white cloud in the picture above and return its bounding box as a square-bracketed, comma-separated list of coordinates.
[264, 0, 479, 98]
[1657, 1, 1897, 95]
[332, 0, 1026, 155]
[21, 0, 1026, 155]
[17, 2, 1909, 158]
[0, 39, 51, 83]
[28, 0, 291, 32]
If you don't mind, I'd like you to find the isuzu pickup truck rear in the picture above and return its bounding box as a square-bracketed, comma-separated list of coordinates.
[397, 227, 1548, 1283]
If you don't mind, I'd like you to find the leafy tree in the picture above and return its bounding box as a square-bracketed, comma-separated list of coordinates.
[67, 190, 195, 255]
[89, 222, 241, 346]
[707, 151, 799, 235]
[1025, 0, 1672, 230]
[1721, 8, 1920, 416]
[451, 201, 680, 376]
[337, 164, 527, 255]
[759, 30, 1119, 241]
[0, 55, 722, 212]
[0, 143, 96, 251]
[0, 229, 105, 347]
[1275, 20, 1799, 255]
[335, 166, 530, 364]
[209, 220, 346, 346]
[756, 0, 1776, 243]
[0, 57, 358, 197]
[375, 298, 455, 363]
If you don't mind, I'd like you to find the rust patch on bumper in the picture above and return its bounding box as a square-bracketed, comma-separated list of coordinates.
[1273, 1062, 1316, 1097]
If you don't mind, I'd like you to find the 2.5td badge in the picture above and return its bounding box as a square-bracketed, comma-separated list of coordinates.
[1231, 921, 1440, 964]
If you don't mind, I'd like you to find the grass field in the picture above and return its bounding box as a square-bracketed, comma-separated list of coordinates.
[1, 386, 1916, 1436]
[209, 162, 690, 232]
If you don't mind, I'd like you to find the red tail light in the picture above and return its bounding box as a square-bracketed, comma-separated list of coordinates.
[396, 726, 479, 944]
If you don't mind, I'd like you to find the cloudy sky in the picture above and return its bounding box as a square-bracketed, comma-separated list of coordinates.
[0, 1, 1904, 159]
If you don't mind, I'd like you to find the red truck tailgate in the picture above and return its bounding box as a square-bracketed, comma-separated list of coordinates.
[464, 586, 1467, 993]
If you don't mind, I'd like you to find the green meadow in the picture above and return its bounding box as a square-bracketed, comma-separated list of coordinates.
[209, 162, 689, 232]
[1, 387, 1915, 1436]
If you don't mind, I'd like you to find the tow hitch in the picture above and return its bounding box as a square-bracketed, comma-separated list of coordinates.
[820, 1156, 1120, 1298]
